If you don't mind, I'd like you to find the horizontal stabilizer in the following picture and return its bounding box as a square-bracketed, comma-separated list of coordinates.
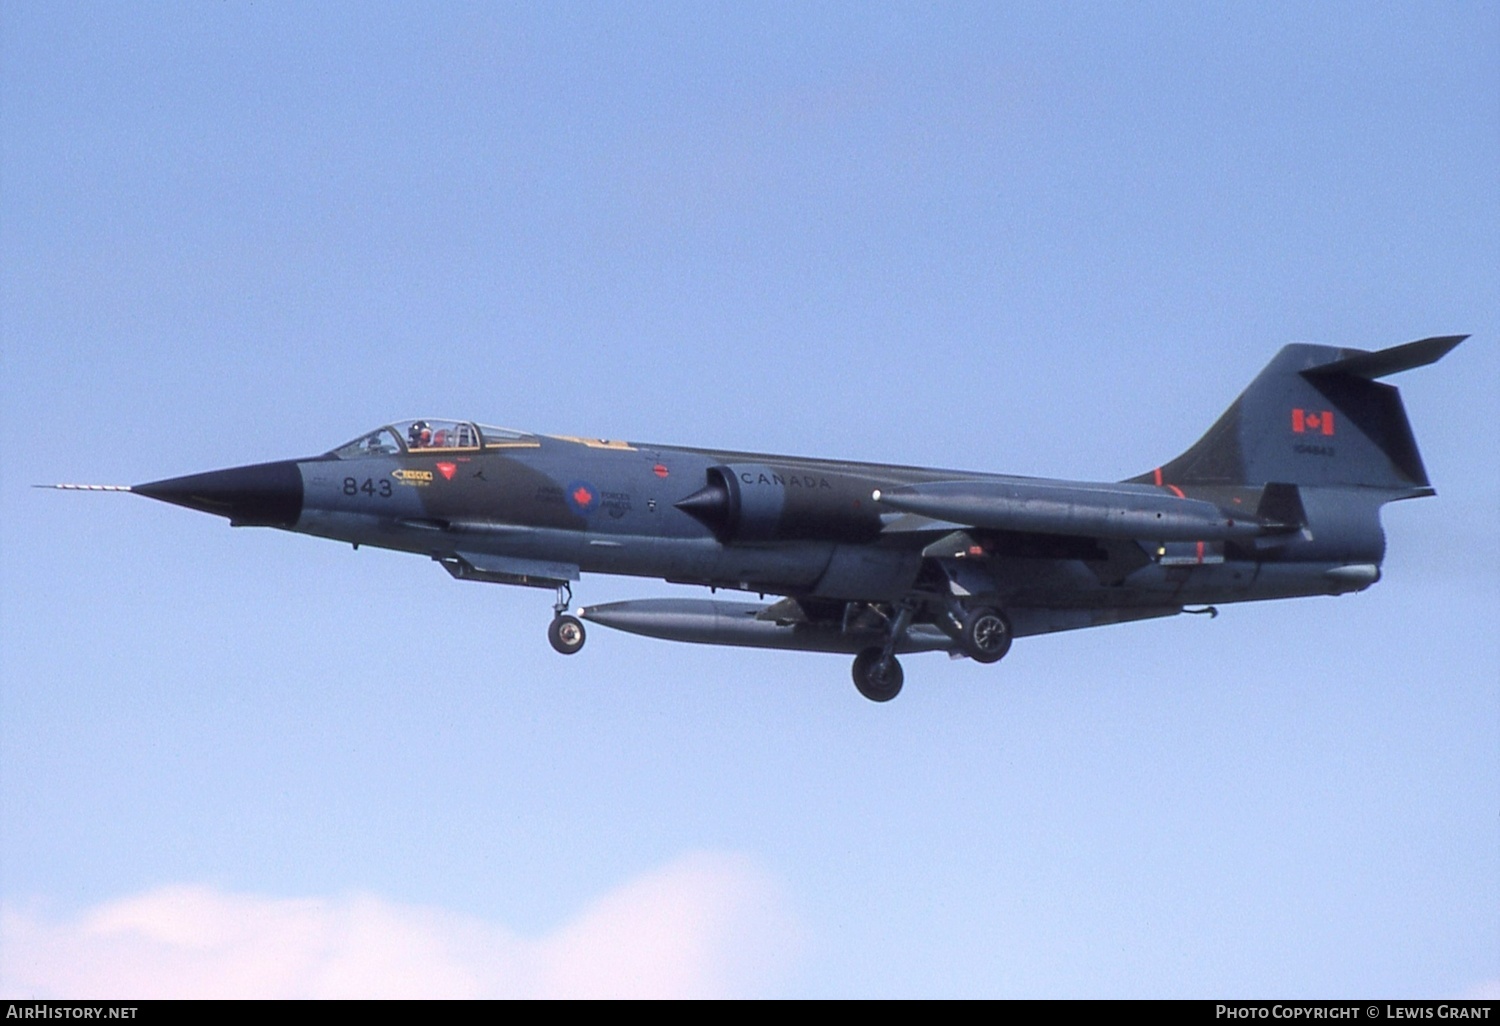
[1302, 334, 1467, 380]
[874, 479, 1263, 542]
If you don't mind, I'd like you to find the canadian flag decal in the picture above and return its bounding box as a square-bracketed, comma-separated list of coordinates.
[1292, 409, 1335, 436]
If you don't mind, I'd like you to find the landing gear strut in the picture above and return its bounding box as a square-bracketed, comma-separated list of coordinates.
[852, 647, 903, 702]
[548, 583, 585, 655]
[850, 601, 916, 702]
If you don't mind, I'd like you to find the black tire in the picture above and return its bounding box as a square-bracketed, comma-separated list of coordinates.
[961, 606, 1012, 664]
[851, 647, 903, 702]
[548, 614, 586, 655]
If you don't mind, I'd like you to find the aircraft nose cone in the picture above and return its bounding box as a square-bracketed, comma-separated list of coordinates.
[134, 460, 304, 527]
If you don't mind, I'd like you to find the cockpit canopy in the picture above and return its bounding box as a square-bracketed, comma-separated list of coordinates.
[329, 420, 537, 459]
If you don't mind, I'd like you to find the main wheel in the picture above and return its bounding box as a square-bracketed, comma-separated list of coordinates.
[852, 647, 903, 702]
[548, 614, 586, 655]
[961, 606, 1012, 664]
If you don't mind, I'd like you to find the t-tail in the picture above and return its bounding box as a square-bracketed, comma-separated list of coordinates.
[1128, 335, 1466, 593]
[1132, 335, 1466, 498]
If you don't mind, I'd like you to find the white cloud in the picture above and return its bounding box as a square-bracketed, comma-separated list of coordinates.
[0, 851, 800, 999]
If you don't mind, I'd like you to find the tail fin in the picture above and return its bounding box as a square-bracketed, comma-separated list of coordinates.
[1131, 335, 1466, 495]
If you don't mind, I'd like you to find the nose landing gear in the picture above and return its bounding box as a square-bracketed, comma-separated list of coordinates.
[548, 583, 586, 655]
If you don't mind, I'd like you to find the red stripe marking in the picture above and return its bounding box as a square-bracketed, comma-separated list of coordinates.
[1196, 540, 1205, 564]
[1153, 467, 1163, 486]
[1167, 484, 1185, 498]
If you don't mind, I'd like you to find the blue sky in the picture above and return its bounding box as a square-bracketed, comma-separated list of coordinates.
[2, 2, 1496, 997]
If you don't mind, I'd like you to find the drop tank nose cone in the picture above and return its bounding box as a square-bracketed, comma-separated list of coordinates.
[578, 599, 719, 640]
[134, 459, 304, 527]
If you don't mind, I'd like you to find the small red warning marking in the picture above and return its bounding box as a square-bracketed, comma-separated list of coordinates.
[436, 462, 457, 480]
[653, 464, 669, 478]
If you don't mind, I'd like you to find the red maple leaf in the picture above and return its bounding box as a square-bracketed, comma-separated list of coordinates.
[1292, 408, 1335, 436]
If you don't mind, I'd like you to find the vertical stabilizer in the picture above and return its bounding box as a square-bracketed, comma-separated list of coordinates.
[1130, 336, 1465, 495]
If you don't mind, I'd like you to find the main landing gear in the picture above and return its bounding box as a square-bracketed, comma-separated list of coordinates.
[958, 605, 1012, 664]
[852, 647, 904, 702]
[548, 583, 586, 655]
[849, 600, 1014, 702]
[850, 600, 917, 702]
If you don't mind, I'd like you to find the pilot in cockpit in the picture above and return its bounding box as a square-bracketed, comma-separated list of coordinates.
[408, 421, 432, 449]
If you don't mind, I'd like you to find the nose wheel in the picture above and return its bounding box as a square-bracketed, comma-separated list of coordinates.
[548, 614, 586, 655]
[548, 582, 586, 655]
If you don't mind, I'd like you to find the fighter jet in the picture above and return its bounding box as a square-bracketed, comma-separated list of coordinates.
[51, 335, 1465, 701]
